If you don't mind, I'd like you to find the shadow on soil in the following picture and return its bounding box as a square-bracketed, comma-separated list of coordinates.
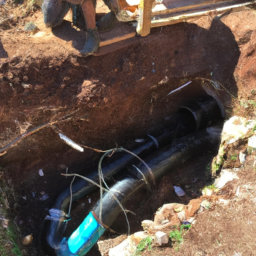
[52, 20, 86, 51]
[0, 38, 8, 58]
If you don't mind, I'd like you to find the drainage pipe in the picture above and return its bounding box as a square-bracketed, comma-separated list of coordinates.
[56, 177, 144, 256]
[45, 97, 222, 252]
[45, 129, 184, 250]
[55, 127, 220, 256]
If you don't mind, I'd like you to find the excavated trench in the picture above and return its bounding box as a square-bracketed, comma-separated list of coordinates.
[1, 9, 250, 255]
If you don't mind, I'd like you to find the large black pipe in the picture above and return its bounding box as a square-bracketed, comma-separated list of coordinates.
[130, 128, 220, 182]
[92, 177, 144, 227]
[46, 131, 178, 249]
[45, 96, 222, 250]
[93, 127, 220, 230]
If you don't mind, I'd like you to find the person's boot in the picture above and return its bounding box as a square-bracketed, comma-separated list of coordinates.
[97, 11, 117, 32]
[80, 27, 100, 56]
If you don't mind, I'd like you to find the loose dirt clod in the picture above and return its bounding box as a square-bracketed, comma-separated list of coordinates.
[22, 234, 33, 245]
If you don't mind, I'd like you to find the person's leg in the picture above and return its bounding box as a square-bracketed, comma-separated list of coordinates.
[81, 0, 96, 29]
[42, 0, 71, 28]
[80, 0, 100, 55]
[97, 0, 117, 32]
[97, 11, 117, 32]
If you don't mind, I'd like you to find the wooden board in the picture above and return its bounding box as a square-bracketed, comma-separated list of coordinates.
[151, 0, 255, 27]
[96, 37, 139, 56]
[152, 0, 252, 15]
[99, 22, 136, 48]
[136, 0, 154, 37]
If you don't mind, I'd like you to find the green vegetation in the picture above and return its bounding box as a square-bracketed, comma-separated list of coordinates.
[133, 236, 152, 256]
[169, 224, 191, 251]
[0, 217, 22, 256]
[205, 184, 217, 189]
[230, 154, 237, 161]
[211, 145, 226, 177]
[203, 183, 218, 191]
[0, 177, 22, 256]
[240, 100, 256, 109]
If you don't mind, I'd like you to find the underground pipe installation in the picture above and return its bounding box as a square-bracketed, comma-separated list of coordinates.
[43, 96, 223, 256]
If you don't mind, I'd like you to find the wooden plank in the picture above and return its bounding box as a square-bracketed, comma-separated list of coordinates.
[99, 32, 136, 47]
[136, 0, 153, 37]
[152, 0, 250, 16]
[151, 0, 255, 27]
[95, 37, 139, 56]
[99, 22, 136, 47]
[153, 0, 230, 12]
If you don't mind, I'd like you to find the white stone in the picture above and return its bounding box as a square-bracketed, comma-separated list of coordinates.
[239, 151, 246, 164]
[132, 231, 149, 244]
[248, 135, 256, 148]
[221, 116, 256, 144]
[155, 231, 168, 246]
[201, 200, 211, 209]
[109, 238, 131, 256]
[202, 188, 213, 196]
[108, 233, 147, 256]
[141, 220, 154, 231]
[214, 169, 238, 189]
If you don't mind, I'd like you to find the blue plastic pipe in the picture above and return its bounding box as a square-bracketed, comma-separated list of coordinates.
[56, 212, 106, 256]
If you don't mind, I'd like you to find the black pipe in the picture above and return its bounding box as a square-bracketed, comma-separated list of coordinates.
[92, 177, 144, 227]
[46, 130, 179, 249]
[129, 128, 220, 183]
[179, 97, 221, 130]
[61, 127, 220, 256]
[45, 97, 222, 250]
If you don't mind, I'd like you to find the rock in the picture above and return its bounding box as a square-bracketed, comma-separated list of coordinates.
[22, 234, 33, 245]
[214, 169, 239, 189]
[132, 231, 149, 244]
[141, 200, 201, 234]
[221, 116, 256, 144]
[176, 210, 186, 221]
[155, 231, 168, 246]
[186, 198, 202, 217]
[248, 135, 256, 148]
[101, 232, 150, 256]
[174, 186, 185, 196]
[109, 235, 137, 256]
[97, 235, 127, 256]
[21, 82, 32, 89]
[24, 22, 37, 32]
[141, 220, 154, 231]
[239, 151, 246, 164]
[201, 200, 211, 210]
